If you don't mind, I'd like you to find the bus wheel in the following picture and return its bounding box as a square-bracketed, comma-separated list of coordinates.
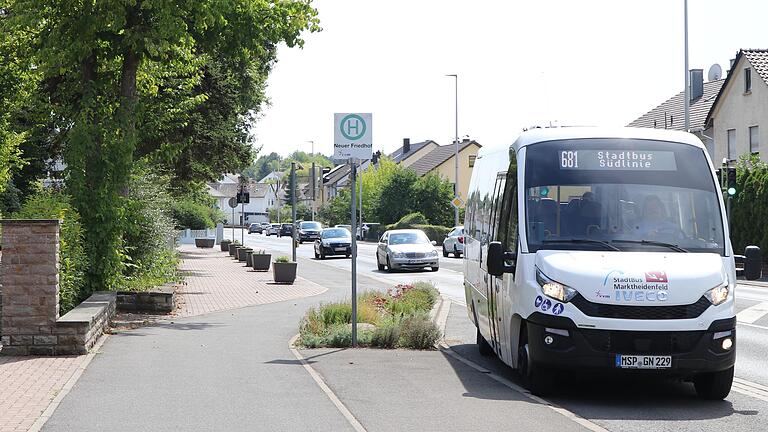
[477, 329, 493, 357]
[518, 343, 554, 396]
[694, 366, 734, 400]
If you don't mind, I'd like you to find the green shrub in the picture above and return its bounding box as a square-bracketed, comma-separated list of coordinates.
[413, 224, 451, 242]
[321, 302, 352, 326]
[731, 155, 768, 264]
[371, 318, 400, 348]
[171, 199, 215, 230]
[274, 255, 291, 263]
[399, 313, 441, 349]
[12, 189, 88, 314]
[392, 212, 429, 228]
[326, 323, 353, 347]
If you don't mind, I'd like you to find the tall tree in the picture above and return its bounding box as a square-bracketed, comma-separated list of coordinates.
[3, 0, 319, 290]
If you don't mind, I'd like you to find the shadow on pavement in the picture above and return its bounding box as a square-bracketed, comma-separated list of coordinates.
[266, 348, 347, 366]
[444, 342, 753, 421]
[111, 321, 225, 336]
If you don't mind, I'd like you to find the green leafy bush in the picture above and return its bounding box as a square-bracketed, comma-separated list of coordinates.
[413, 224, 451, 242]
[12, 189, 87, 314]
[321, 302, 352, 326]
[731, 155, 768, 264]
[399, 313, 442, 349]
[371, 318, 400, 348]
[391, 212, 428, 228]
[274, 255, 291, 263]
[326, 324, 353, 347]
[171, 199, 215, 230]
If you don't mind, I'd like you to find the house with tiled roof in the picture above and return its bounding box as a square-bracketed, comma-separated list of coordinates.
[407, 139, 482, 201]
[628, 69, 724, 159]
[208, 174, 278, 225]
[706, 49, 768, 163]
[388, 139, 439, 167]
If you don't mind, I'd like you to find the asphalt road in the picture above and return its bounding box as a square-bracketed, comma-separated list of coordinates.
[238, 230, 768, 431]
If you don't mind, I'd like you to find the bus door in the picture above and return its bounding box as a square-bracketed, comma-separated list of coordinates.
[485, 172, 506, 357]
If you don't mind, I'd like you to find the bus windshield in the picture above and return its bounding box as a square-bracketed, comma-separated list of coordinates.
[524, 139, 725, 254]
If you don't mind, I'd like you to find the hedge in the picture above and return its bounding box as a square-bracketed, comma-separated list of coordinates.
[730, 156, 768, 264]
[384, 222, 451, 242]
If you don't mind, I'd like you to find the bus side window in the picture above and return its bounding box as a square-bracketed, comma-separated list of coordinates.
[498, 151, 518, 256]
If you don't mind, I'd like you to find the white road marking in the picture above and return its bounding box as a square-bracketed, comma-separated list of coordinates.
[737, 321, 768, 331]
[289, 335, 368, 432]
[736, 301, 768, 324]
[732, 378, 768, 402]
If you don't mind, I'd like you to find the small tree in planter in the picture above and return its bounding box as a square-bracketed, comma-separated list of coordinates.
[251, 249, 272, 271]
[228, 241, 241, 257]
[273, 256, 297, 284]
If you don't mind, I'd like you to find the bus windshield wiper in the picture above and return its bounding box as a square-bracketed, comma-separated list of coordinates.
[542, 238, 621, 251]
[611, 239, 688, 252]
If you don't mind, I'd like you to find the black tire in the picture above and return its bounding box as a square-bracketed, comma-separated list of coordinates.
[299, 239, 303, 244]
[694, 366, 734, 400]
[319, 250, 325, 260]
[386, 256, 393, 273]
[477, 328, 493, 357]
[314, 250, 319, 259]
[453, 246, 461, 258]
[518, 343, 554, 396]
[377, 254, 385, 271]
[346, 254, 351, 258]
[431, 266, 439, 272]
[442, 246, 449, 257]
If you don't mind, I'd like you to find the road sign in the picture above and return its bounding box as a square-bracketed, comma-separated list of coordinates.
[451, 196, 465, 209]
[228, 197, 238, 208]
[334, 113, 372, 160]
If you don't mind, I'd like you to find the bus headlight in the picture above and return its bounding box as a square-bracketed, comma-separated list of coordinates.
[536, 268, 577, 302]
[705, 283, 729, 305]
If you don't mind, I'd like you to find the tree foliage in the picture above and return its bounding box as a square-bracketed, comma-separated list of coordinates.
[731, 155, 768, 263]
[2, 0, 319, 290]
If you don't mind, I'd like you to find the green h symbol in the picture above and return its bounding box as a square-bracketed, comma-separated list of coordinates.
[346, 119, 359, 135]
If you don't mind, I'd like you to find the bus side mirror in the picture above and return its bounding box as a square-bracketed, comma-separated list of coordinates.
[745, 245, 762, 281]
[488, 241, 515, 277]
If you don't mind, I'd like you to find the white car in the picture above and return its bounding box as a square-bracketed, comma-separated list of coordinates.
[442, 226, 465, 258]
[265, 223, 281, 236]
[376, 229, 439, 272]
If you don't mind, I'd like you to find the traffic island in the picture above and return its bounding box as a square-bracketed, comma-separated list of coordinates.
[297, 281, 442, 349]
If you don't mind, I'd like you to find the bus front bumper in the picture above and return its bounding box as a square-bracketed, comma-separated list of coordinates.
[526, 313, 736, 376]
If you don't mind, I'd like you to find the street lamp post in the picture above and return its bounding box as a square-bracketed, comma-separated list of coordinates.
[446, 74, 459, 227]
[684, 0, 690, 132]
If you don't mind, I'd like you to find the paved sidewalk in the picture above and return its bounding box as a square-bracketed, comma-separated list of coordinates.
[0, 244, 327, 432]
[175, 245, 327, 317]
[0, 356, 89, 432]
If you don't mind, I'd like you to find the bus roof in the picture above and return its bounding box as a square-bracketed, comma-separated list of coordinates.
[479, 127, 706, 159]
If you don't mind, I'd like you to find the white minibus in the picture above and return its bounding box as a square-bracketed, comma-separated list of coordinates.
[464, 127, 760, 399]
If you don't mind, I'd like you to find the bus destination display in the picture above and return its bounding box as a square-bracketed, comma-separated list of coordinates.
[559, 150, 677, 171]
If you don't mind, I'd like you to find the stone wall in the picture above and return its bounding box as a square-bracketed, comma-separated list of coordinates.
[0, 220, 116, 356]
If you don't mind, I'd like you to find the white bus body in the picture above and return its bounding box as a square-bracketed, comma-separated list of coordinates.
[464, 127, 741, 399]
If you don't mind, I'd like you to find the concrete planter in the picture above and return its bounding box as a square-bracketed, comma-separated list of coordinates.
[245, 251, 254, 267]
[237, 247, 252, 262]
[228, 243, 240, 257]
[251, 254, 272, 271]
[273, 262, 297, 284]
[195, 238, 215, 248]
[220, 240, 231, 252]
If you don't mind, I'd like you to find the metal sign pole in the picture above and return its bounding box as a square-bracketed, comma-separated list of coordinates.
[241, 201, 245, 244]
[350, 159, 358, 347]
[291, 162, 297, 262]
[358, 166, 363, 236]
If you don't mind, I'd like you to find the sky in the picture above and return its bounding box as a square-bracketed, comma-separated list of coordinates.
[250, 0, 768, 158]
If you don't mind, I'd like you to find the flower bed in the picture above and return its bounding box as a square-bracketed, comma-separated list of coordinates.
[298, 281, 441, 349]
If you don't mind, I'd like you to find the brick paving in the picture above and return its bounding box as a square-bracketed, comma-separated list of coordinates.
[0, 244, 326, 431]
[175, 245, 327, 317]
[0, 355, 88, 432]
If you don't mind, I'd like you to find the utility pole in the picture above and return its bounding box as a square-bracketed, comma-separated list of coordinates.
[684, 0, 690, 132]
[311, 162, 316, 220]
[291, 162, 297, 262]
[446, 74, 459, 226]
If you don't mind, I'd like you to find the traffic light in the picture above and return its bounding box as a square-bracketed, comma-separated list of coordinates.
[726, 167, 737, 196]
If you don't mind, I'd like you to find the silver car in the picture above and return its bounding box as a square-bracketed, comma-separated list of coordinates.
[376, 229, 439, 272]
[442, 226, 464, 258]
[265, 223, 281, 236]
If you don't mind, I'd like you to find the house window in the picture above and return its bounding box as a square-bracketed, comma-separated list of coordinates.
[750, 126, 759, 154]
[468, 155, 477, 167]
[727, 129, 736, 160]
[745, 68, 752, 93]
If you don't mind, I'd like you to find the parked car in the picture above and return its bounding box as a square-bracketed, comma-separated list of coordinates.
[314, 228, 352, 259]
[335, 224, 352, 233]
[298, 221, 322, 243]
[376, 229, 439, 272]
[248, 223, 263, 234]
[442, 226, 465, 257]
[260, 222, 271, 230]
[278, 223, 293, 237]
[265, 223, 281, 236]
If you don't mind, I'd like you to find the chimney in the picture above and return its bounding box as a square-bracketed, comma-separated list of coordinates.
[403, 138, 411, 154]
[690, 69, 704, 101]
[462, 137, 470, 143]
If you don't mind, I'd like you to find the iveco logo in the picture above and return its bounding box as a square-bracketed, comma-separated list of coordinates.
[615, 290, 669, 302]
